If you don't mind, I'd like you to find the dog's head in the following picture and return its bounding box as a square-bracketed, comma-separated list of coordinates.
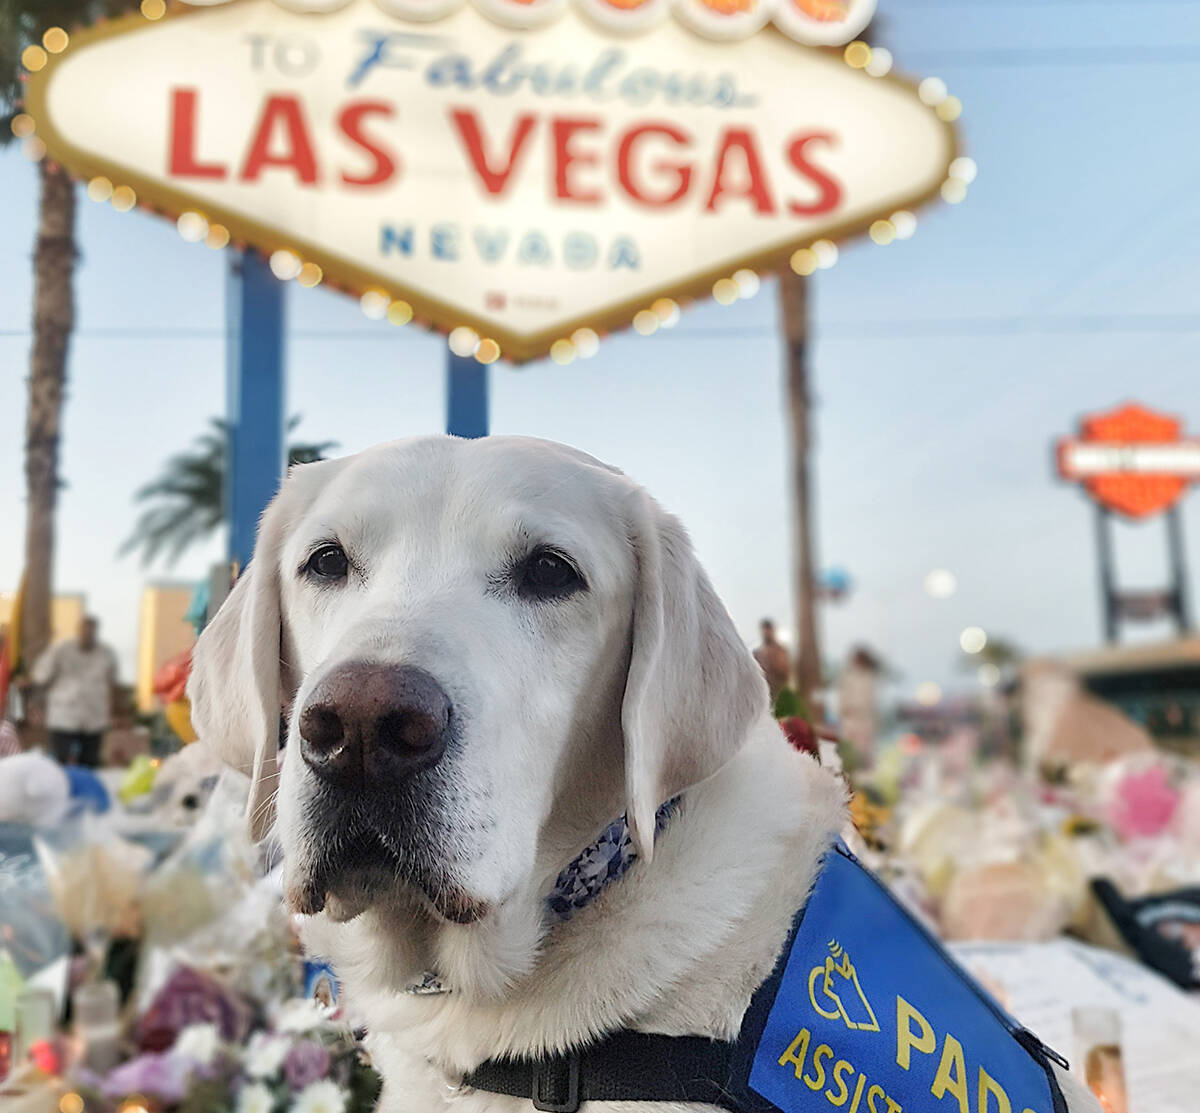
[189, 436, 766, 927]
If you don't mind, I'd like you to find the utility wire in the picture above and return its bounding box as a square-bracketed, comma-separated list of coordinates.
[3, 314, 1200, 342]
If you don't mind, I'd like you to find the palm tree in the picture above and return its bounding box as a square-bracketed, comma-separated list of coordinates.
[121, 417, 337, 567]
[1, 1, 139, 666]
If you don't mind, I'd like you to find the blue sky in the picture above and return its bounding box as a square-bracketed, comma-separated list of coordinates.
[3, 0, 1200, 698]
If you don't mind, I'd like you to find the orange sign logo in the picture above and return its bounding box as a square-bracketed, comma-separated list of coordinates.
[1057, 403, 1200, 519]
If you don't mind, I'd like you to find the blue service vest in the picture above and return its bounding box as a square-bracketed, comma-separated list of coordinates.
[464, 842, 1070, 1113]
[742, 845, 1068, 1113]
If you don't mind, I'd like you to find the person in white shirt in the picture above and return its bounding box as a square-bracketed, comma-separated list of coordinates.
[31, 615, 120, 768]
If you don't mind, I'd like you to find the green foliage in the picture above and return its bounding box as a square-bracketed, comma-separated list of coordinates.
[771, 686, 810, 722]
[120, 416, 337, 567]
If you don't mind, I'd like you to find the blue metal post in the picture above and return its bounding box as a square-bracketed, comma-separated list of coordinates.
[226, 250, 286, 569]
[446, 353, 489, 438]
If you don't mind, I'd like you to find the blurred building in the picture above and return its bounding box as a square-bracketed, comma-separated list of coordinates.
[0, 591, 85, 645]
[135, 582, 195, 714]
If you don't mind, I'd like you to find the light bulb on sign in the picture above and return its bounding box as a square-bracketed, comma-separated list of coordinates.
[205, 224, 230, 249]
[918, 77, 948, 107]
[86, 177, 113, 203]
[269, 250, 302, 281]
[937, 97, 963, 123]
[633, 309, 659, 335]
[475, 338, 501, 364]
[865, 47, 893, 77]
[112, 185, 137, 212]
[10, 114, 35, 139]
[843, 41, 871, 69]
[891, 211, 917, 240]
[42, 27, 69, 54]
[812, 240, 839, 269]
[386, 299, 412, 324]
[733, 269, 760, 299]
[176, 211, 209, 243]
[790, 248, 818, 277]
[869, 220, 896, 246]
[941, 179, 968, 205]
[571, 327, 600, 358]
[448, 326, 480, 356]
[652, 297, 680, 326]
[550, 339, 576, 365]
[22, 45, 47, 72]
[712, 278, 739, 305]
[360, 290, 390, 320]
[949, 156, 978, 184]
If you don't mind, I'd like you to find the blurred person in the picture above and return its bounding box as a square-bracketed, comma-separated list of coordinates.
[752, 618, 791, 699]
[31, 615, 120, 768]
[837, 645, 882, 765]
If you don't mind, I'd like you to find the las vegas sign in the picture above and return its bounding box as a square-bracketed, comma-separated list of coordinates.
[22, 0, 961, 362]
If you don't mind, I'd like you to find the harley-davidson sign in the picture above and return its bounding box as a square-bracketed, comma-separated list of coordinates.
[1057, 403, 1200, 519]
[24, 0, 958, 360]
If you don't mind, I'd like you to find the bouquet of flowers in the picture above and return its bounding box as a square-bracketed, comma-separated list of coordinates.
[70, 982, 380, 1113]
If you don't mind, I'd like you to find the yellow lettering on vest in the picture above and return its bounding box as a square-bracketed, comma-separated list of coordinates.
[777, 1028, 810, 1078]
[931, 1033, 970, 1113]
[978, 1067, 1012, 1113]
[866, 1083, 887, 1112]
[896, 996, 936, 1069]
[826, 1060, 855, 1106]
[884, 1099, 902, 1113]
[846, 1073, 868, 1113]
[803, 1043, 832, 1091]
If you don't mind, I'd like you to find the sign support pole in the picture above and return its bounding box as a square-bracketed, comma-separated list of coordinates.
[446, 353, 489, 438]
[1166, 505, 1192, 633]
[1095, 505, 1118, 644]
[226, 250, 286, 570]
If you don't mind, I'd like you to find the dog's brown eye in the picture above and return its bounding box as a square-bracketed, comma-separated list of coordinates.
[306, 543, 349, 582]
[520, 548, 584, 600]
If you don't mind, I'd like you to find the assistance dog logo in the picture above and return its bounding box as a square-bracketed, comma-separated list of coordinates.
[807, 940, 879, 1033]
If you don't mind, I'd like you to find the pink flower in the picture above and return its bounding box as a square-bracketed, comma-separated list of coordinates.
[1109, 764, 1180, 840]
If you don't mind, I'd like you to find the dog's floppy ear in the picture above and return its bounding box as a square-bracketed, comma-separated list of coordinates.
[188, 463, 322, 840]
[621, 490, 768, 858]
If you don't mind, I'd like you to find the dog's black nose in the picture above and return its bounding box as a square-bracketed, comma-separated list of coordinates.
[299, 662, 451, 786]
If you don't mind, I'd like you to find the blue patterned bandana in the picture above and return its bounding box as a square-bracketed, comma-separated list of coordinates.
[546, 798, 679, 921]
[403, 798, 681, 995]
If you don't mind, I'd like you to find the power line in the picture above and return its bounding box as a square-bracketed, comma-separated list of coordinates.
[3, 313, 1200, 343]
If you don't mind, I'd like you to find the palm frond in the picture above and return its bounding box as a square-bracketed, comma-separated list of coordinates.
[120, 414, 337, 567]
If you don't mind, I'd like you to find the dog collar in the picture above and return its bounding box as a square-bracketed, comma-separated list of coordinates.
[546, 797, 679, 921]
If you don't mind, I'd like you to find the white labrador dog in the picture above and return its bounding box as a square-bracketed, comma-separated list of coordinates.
[190, 435, 1098, 1113]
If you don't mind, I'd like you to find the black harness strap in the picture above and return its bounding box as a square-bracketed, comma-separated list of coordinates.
[464, 1031, 741, 1113]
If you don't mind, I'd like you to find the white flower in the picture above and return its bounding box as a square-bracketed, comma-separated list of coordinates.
[173, 1023, 221, 1066]
[237, 1083, 275, 1113]
[291, 1079, 347, 1113]
[244, 1032, 290, 1079]
[275, 997, 336, 1035]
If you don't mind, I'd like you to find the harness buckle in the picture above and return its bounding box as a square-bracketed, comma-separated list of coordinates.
[531, 1052, 581, 1113]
